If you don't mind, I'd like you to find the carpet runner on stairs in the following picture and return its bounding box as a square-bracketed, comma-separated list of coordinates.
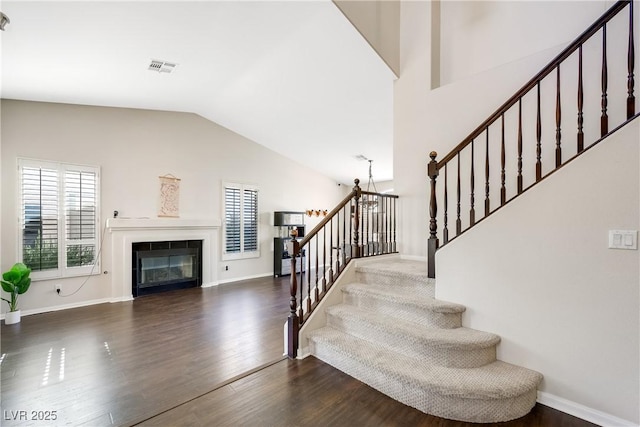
[307, 259, 543, 423]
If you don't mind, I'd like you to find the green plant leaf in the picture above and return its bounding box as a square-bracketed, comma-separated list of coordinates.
[1, 280, 15, 294]
[17, 278, 31, 295]
[12, 262, 30, 275]
[2, 269, 20, 283]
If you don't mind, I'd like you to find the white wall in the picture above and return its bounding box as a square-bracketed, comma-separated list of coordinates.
[395, 0, 639, 423]
[333, 0, 400, 76]
[439, 1, 612, 86]
[437, 119, 639, 425]
[395, 0, 636, 258]
[0, 100, 348, 314]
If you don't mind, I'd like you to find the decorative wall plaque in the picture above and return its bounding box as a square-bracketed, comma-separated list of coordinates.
[158, 174, 181, 217]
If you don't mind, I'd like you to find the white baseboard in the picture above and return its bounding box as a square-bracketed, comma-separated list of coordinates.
[1, 297, 123, 319]
[201, 281, 220, 288]
[538, 391, 638, 427]
[217, 272, 272, 285]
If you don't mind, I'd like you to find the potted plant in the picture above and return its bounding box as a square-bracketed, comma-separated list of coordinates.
[1, 263, 32, 325]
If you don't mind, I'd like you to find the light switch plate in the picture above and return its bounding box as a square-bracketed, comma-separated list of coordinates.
[608, 230, 638, 250]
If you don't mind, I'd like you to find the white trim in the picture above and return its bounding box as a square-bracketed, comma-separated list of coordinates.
[17, 158, 102, 280]
[217, 272, 272, 285]
[537, 391, 638, 427]
[1, 297, 120, 319]
[106, 218, 221, 300]
[106, 218, 221, 231]
[221, 182, 260, 260]
[201, 281, 219, 288]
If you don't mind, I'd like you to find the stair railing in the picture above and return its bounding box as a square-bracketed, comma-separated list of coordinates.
[287, 179, 399, 358]
[428, 0, 637, 278]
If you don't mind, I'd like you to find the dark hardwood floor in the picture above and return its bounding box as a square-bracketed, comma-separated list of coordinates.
[1, 276, 597, 427]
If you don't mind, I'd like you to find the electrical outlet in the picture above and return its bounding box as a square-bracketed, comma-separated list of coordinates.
[54, 284, 61, 293]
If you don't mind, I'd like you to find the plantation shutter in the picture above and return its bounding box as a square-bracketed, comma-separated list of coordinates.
[65, 169, 97, 267]
[223, 183, 259, 259]
[243, 189, 258, 252]
[19, 159, 100, 279]
[20, 165, 60, 272]
[224, 187, 241, 253]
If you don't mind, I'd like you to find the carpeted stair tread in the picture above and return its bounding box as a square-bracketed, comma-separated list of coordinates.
[308, 327, 542, 401]
[355, 260, 435, 297]
[327, 304, 499, 350]
[326, 304, 499, 368]
[356, 260, 431, 282]
[343, 283, 464, 314]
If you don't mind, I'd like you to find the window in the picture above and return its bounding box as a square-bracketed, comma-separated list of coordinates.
[18, 159, 100, 279]
[223, 182, 259, 260]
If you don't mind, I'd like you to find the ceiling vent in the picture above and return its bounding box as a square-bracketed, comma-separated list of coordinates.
[148, 60, 177, 74]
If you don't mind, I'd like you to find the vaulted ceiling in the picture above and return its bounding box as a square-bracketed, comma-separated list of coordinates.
[0, 1, 395, 185]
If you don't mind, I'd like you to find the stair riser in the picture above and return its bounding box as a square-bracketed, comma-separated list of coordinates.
[310, 340, 538, 423]
[326, 313, 496, 368]
[343, 292, 462, 329]
[356, 271, 435, 297]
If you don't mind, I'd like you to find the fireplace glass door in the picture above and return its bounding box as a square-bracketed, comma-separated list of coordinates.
[132, 240, 202, 297]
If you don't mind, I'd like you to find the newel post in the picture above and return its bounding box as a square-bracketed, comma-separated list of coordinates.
[286, 229, 300, 358]
[427, 152, 439, 279]
[352, 178, 362, 259]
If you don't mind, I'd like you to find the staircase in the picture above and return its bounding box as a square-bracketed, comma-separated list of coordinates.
[307, 259, 543, 423]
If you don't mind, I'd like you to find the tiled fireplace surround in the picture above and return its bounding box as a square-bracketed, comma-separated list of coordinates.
[106, 218, 221, 300]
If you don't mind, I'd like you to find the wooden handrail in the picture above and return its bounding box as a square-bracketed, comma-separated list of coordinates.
[438, 0, 630, 168]
[286, 179, 399, 358]
[428, 0, 636, 278]
[299, 181, 359, 248]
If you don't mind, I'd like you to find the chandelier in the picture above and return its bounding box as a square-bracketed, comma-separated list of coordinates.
[362, 160, 378, 210]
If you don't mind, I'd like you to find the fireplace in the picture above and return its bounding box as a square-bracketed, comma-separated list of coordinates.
[132, 240, 202, 297]
[106, 218, 220, 301]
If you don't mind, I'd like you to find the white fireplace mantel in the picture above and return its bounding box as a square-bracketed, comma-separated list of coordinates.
[106, 218, 221, 301]
[106, 218, 222, 231]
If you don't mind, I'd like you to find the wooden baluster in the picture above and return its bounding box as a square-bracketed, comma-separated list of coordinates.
[321, 226, 326, 293]
[328, 217, 333, 284]
[556, 65, 562, 167]
[601, 23, 609, 136]
[342, 204, 347, 265]
[348, 198, 353, 259]
[382, 196, 387, 253]
[353, 179, 361, 258]
[443, 164, 449, 244]
[297, 256, 303, 322]
[375, 196, 380, 255]
[628, 0, 636, 118]
[427, 151, 439, 279]
[315, 236, 319, 300]
[360, 194, 367, 257]
[287, 236, 300, 358]
[456, 152, 462, 235]
[536, 82, 542, 181]
[517, 98, 523, 194]
[484, 128, 490, 216]
[335, 210, 340, 272]
[386, 196, 390, 252]
[392, 197, 397, 252]
[306, 242, 311, 315]
[470, 140, 476, 226]
[365, 195, 370, 256]
[500, 114, 506, 206]
[577, 45, 584, 153]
